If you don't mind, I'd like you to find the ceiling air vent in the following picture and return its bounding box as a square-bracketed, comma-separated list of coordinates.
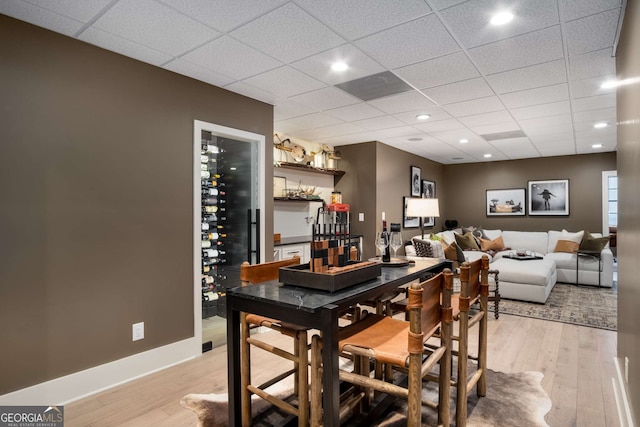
[334, 71, 413, 101]
[479, 130, 527, 141]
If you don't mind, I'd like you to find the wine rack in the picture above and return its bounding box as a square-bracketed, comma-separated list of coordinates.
[201, 132, 228, 319]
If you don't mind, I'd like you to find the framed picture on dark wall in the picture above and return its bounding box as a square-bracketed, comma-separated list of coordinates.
[410, 166, 421, 196]
[528, 179, 569, 215]
[422, 179, 435, 198]
[486, 188, 526, 216]
[403, 197, 420, 228]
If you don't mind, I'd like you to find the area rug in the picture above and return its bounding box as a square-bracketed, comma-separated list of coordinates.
[180, 368, 552, 427]
[500, 281, 617, 331]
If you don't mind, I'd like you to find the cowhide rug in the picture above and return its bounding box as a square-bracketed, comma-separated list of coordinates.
[181, 369, 551, 427]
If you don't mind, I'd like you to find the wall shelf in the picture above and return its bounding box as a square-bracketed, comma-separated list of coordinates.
[275, 162, 345, 176]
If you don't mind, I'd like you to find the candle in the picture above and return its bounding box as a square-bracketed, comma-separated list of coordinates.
[382, 212, 385, 221]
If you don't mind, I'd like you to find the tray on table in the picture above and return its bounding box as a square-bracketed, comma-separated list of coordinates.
[279, 261, 382, 292]
[503, 254, 543, 261]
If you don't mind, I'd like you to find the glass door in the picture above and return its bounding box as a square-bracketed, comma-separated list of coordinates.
[194, 120, 265, 352]
[602, 170, 618, 234]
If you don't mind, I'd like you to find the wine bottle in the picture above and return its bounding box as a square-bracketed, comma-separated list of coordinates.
[382, 219, 391, 262]
[202, 206, 217, 213]
[201, 170, 210, 179]
[203, 198, 226, 205]
[202, 188, 219, 196]
[203, 249, 219, 258]
[202, 144, 219, 154]
[202, 275, 214, 285]
[201, 240, 212, 248]
[202, 214, 217, 222]
[202, 232, 220, 240]
[201, 222, 209, 231]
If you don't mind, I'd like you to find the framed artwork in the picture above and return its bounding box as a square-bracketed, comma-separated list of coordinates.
[402, 196, 420, 228]
[486, 188, 526, 216]
[421, 180, 436, 226]
[410, 166, 421, 196]
[528, 179, 569, 215]
[273, 176, 287, 198]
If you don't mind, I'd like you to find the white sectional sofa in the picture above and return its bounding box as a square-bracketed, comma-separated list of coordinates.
[406, 228, 614, 303]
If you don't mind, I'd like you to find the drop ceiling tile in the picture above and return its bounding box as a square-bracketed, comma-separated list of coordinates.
[93, 0, 219, 56]
[182, 36, 281, 80]
[240, 66, 326, 98]
[394, 52, 480, 89]
[574, 121, 616, 134]
[80, 27, 173, 66]
[570, 74, 616, 98]
[325, 103, 385, 122]
[471, 121, 521, 136]
[572, 93, 616, 112]
[429, 129, 483, 145]
[273, 99, 318, 121]
[22, 0, 113, 22]
[423, 78, 494, 105]
[428, 0, 468, 10]
[352, 115, 406, 131]
[230, 3, 345, 63]
[442, 96, 505, 117]
[413, 118, 466, 133]
[568, 48, 616, 80]
[290, 44, 385, 85]
[163, 58, 235, 87]
[573, 107, 616, 124]
[486, 60, 567, 94]
[500, 83, 569, 109]
[510, 101, 571, 121]
[440, 0, 559, 48]
[223, 81, 281, 104]
[393, 107, 453, 125]
[289, 86, 360, 110]
[376, 125, 421, 138]
[457, 110, 514, 128]
[274, 120, 307, 134]
[296, 122, 367, 140]
[294, 0, 432, 40]
[490, 138, 541, 159]
[518, 114, 574, 134]
[528, 132, 575, 142]
[317, 132, 380, 145]
[0, 1, 84, 35]
[468, 26, 564, 75]
[536, 145, 576, 156]
[367, 91, 435, 114]
[282, 112, 344, 130]
[354, 14, 460, 69]
[157, 0, 288, 32]
[560, 0, 622, 21]
[565, 9, 621, 56]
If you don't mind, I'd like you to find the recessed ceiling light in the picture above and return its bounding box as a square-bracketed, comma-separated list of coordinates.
[490, 11, 514, 26]
[230, 167, 237, 170]
[483, 154, 492, 158]
[459, 138, 469, 144]
[416, 114, 431, 120]
[601, 77, 640, 89]
[594, 122, 608, 129]
[592, 143, 603, 148]
[408, 137, 423, 141]
[331, 62, 348, 72]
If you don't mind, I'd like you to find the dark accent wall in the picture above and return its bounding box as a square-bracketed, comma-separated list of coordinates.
[0, 15, 273, 394]
[338, 142, 445, 259]
[443, 153, 616, 232]
[616, 0, 640, 422]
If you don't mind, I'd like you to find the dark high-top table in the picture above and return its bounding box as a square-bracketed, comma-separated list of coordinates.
[226, 258, 452, 426]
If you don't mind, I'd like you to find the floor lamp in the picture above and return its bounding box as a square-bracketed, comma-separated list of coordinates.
[406, 198, 440, 239]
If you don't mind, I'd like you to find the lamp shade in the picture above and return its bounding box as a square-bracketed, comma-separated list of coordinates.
[406, 198, 440, 218]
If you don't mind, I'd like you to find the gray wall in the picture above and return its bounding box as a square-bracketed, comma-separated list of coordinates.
[0, 15, 273, 394]
[616, 0, 640, 422]
[442, 153, 616, 233]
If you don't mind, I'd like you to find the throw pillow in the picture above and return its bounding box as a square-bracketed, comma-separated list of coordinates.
[429, 233, 442, 242]
[455, 231, 480, 251]
[429, 240, 445, 259]
[579, 231, 609, 252]
[480, 236, 506, 252]
[554, 239, 579, 253]
[443, 241, 466, 263]
[412, 238, 434, 257]
[560, 229, 585, 244]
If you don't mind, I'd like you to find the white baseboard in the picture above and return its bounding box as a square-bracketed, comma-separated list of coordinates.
[613, 357, 635, 427]
[0, 337, 199, 406]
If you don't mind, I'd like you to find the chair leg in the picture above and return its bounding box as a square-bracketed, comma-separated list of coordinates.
[297, 330, 309, 427]
[478, 297, 488, 397]
[439, 321, 451, 426]
[407, 352, 422, 426]
[310, 335, 322, 427]
[240, 313, 252, 427]
[457, 312, 469, 427]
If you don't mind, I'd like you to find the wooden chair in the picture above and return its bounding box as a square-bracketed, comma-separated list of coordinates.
[240, 257, 310, 427]
[453, 255, 490, 427]
[311, 270, 454, 426]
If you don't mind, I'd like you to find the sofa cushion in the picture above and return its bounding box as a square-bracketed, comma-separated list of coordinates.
[491, 257, 556, 286]
[479, 236, 506, 251]
[501, 230, 548, 254]
[547, 229, 584, 253]
[554, 239, 579, 253]
[482, 229, 502, 240]
[580, 230, 609, 252]
[455, 231, 480, 251]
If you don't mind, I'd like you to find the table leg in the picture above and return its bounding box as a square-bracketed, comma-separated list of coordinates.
[227, 303, 241, 426]
[320, 305, 340, 427]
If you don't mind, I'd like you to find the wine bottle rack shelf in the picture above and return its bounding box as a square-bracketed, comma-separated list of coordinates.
[275, 161, 345, 176]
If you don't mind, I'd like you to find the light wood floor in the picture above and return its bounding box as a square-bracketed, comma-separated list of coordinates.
[65, 314, 619, 426]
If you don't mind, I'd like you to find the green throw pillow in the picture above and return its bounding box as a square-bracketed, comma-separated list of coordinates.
[455, 231, 480, 251]
[579, 230, 609, 252]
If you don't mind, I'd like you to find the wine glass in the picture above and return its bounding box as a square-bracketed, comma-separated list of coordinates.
[374, 232, 389, 258]
[389, 232, 403, 259]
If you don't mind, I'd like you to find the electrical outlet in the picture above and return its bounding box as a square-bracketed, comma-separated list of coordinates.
[132, 322, 144, 341]
[359, 213, 364, 222]
[625, 356, 629, 383]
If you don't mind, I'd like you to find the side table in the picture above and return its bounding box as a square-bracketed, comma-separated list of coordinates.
[576, 250, 602, 287]
[488, 269, 500, 319]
